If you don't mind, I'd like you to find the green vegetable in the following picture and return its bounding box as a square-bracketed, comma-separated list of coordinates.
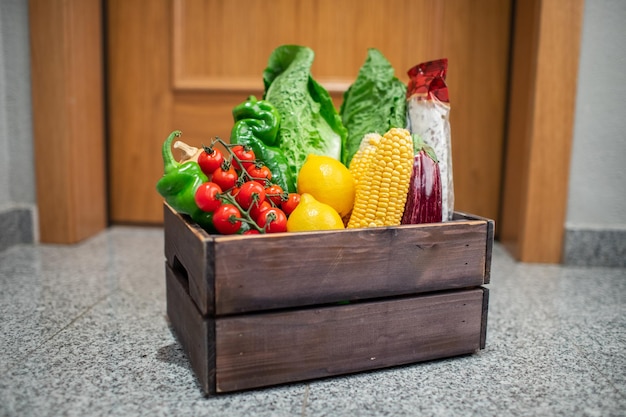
[263, 45, 347, 182]
[339, 48, 407, 167]
[230, 96, 297, 193]
[156, 130, 215, 232]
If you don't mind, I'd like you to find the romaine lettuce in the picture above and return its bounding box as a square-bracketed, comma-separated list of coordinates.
[263, 45, 347, 181]
[340, 48, 407, 167]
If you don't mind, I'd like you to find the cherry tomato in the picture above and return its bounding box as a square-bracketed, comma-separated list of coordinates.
[256, 207, 287, 233]
[197, 146, 224, 176]
[243, 229, 261, 235]
[235, 181, 266, 210]
[250, 200, 272, 220]
[212, 165, 238, 191]
[231, 145, 256, 171]
[212, 204, 242, 234]
[264, 184, 285, 206]
[246, 164, 272, 185]
[194, 182, 222, 212]
[281, 193, 300, 216]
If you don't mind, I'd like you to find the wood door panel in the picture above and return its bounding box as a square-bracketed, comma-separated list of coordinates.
[173, 0, 448, 91]
[107, 0, 173, 224]
[108, 0, 512, 224]
[30, 0, 107, 243]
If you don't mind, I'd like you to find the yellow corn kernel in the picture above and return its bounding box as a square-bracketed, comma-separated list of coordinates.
[347, 128, 414, 228]
[349, 134, 380, 186]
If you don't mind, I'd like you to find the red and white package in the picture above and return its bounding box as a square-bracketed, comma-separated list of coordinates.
[406, 58, 454, 221]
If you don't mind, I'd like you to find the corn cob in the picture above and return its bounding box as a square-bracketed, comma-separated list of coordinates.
[347, 128, 414, 228]
[349, 133, 381, 188]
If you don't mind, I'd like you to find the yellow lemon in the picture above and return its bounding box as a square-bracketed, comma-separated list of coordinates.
[286, 193, 345, 232]
[297, 154, 355, 217]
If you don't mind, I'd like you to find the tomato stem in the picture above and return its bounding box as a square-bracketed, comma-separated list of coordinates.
[212, 137, 274, 187]
[217, 190, 265, 233]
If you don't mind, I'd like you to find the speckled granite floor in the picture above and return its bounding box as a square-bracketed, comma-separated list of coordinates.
[0, 226, 624, 417]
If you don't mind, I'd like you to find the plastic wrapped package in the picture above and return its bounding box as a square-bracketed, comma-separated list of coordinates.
[405, 59, 454, 221]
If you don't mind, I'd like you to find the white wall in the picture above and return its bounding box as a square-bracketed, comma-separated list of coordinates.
[563, 0, 626, 266]
[0, 0, 35, 208]
[567, 0, 626, 229]
[0, 0, 37, 251]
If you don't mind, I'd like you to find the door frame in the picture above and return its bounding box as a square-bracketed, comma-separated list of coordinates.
[28, 0, 584, 263]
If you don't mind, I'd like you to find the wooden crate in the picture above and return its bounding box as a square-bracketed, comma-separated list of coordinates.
[164, 204, 494, 394]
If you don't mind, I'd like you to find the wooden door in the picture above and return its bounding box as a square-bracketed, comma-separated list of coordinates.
[106, 0, 512, 225]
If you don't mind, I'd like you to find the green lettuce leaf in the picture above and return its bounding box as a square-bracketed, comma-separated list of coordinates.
[340, 48, 407, 166]
[263, 45, 347, 182]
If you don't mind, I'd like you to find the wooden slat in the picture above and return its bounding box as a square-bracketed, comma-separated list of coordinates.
[500, 0, 584, 262]
[480, 288, 490, 349]
[163, 204, 492, 316]
[215, 288, 486, 393]
[29, 0, 107, 243]
[164, 204, 215, 315]
[166, 263, 215, 394]
[213, 221, 488, 315]
[453, 211, 495, 284]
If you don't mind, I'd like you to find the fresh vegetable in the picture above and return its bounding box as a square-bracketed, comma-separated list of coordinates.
[264, 184, 285, 206]
[158, 48, 452, 235]
[340, 48, 407, 167]
[263, 45, 347, 182]
[246, 163, 272, 186]
[250, 200, 273, 220]
[280, 193, 300, 216]
[213, 204, 242, 234]
[197, 146, 224, 176]
[157, 132, 293, 235]
[194, 182, 223, 213]
[257, 207, 288, 233]
[212, 164, 238, 191]
[235, 181, 266, 211]
[231, 145, 256, 171]
[347, 128, 414, 228]
[155, 130, 215, 231]
[173, 140, 227, 179]
[231, 96, 296, 193]
[401, 135, 443, 224]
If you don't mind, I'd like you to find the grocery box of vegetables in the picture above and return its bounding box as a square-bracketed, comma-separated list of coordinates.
[159, 45, 494, 395]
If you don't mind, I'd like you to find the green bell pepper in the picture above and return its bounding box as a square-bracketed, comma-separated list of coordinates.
[156, 130, 216, 232]
[230, 96, 296, 193]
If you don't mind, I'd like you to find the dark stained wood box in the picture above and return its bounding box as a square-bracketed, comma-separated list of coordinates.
[163, 204, 494, 394]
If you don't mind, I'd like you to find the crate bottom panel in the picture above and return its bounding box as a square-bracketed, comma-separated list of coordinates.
[166, 263, 489, 395]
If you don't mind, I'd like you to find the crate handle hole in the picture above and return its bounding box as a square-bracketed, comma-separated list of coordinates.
[172, 255, 190, 294]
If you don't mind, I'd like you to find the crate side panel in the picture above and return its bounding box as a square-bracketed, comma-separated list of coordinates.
[452, 212, 495, 283]
[164, 204, 215, 315]
[484, 219, 495, 283]
[214, 222, 488, 314]
[480, 287, 490, 349]
[166, 263, 215, 395]
[215, 288, 484, 392]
